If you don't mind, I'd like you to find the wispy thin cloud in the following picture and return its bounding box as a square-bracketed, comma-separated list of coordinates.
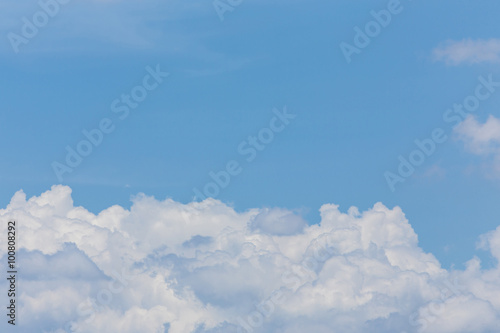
[433, 39, 500, 65]
[455, 115, 500, 177]
[455, 115, 500, 155]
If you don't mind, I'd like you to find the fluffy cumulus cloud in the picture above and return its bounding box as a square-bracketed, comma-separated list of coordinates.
[1, 186, 500, 332]
[455, 115, 500, 176]
[432, 39, 500, 65]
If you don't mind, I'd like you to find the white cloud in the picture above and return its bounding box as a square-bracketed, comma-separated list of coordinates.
[249, 207, 307, 236]
[1, 186, 500, 332]
[455, 115, 500, 177]
[455, 115, 500, 154]
[433, 39, 500, 65]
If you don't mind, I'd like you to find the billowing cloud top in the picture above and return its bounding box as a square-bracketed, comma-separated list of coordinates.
[1, 186, 500, 332]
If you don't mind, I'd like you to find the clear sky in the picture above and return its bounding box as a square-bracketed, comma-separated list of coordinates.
[2, 0, 500, 273]
[4, 1, 500, 332]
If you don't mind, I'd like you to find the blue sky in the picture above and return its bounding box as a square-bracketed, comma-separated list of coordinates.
[2, 0, 500, 276]
[4, 1, 500, 332]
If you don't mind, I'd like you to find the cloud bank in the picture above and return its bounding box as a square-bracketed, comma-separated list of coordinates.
[1, 186, 500, 332]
